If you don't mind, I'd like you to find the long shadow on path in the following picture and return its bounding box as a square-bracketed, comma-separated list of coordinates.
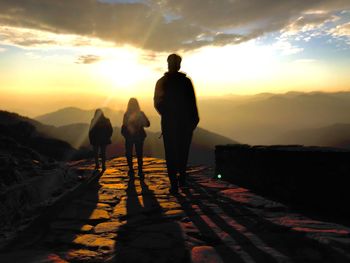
[112, 175, 188, 263]
[176, 190, 247, 263]
[177, 187, 284, 263]
[178, 178, 350, 263]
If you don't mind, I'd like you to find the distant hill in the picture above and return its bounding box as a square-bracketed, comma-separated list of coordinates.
[35, 107, 124, 127]
[32, 90, 350, 148]
[0, 110, 55, 133]
[35, 107, 162, 132]
[2, 109, 236, 165]
[107, 126, 238, 165]
[35, 91, 350, 145]
[279, 123, 350, 149]
[199, 91, 350, 144]
[45, 122, 237, 165]
[0, 110, 78, 160]
[34, 107, 238, 164]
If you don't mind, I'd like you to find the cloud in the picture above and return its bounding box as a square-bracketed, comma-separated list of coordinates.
[330, 22, 350, 37]
[292, 58, 317, 64]
[281, 12, 339, 36]
[273, 39, 304, 55]
[0, 25, 114, 49]
[329, 22, 350, 46]
[0, 26, 57, 47]
[0, 47, 6, 52]
[0, 0, 349, 51]
[75, 54, 101, 64]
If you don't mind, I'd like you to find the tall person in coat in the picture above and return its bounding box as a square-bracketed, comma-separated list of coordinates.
[154, 54, 199, 194]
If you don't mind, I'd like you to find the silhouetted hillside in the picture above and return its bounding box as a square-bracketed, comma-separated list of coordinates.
[49, 123, 91, 148]
[42, 122, 236, 165]
[0, 110, 55, 133]
[34, 106, 238, 164]
[0, 111, 78, 160]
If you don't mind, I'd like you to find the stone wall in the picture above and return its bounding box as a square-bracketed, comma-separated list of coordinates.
[215, 144, 350, 216]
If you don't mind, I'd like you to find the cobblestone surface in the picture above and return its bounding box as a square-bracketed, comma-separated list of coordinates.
[0, 157, 350, 263]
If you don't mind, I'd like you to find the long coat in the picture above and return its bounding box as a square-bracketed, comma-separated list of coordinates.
[154, 71, 199, 131]
[89, 116, 113, 146]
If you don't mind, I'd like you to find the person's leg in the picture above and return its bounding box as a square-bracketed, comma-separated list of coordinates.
[93, 145, 99, 169]
[100, 144, 107, 170]
[162, 123, 179, 193]
[125, 139, 134, 175]
[178, 131, 193, 187]
[135, 140, 144, 178]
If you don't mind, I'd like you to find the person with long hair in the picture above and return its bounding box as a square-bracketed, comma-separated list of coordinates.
[121, 98, 150, 178]
[89, 109, 113, 170]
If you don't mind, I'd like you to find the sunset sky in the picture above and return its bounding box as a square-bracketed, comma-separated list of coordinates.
[0, 0, 350, 116]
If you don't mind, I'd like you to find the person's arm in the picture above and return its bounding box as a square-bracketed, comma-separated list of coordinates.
[154, 78, 164, 115]
[121, 113, 128, 136]
[140, 111, 150, 127]
[187, 78, 199, 130]
[122, 113, 128, 125]
[106, 119, 113, 138]
[88, 119, 95, 144]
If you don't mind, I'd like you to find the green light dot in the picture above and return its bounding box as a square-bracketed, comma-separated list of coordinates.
[217, 174, 222, 179]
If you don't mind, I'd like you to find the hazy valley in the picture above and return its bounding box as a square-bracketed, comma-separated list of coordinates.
[34, 91, 350, 149]
[0, 110, 235, 166]
[1, 90, 349, 170]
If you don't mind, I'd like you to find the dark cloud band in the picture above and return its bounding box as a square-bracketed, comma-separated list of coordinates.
[0, 0, 349, 51]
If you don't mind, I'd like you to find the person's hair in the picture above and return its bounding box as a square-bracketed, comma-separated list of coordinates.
[126, 98, 141, 113]
[94, 108, 104, 119]
[167, 53, 182, 72]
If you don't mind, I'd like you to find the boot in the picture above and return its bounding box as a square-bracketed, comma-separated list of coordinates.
[127, 157, 134, 176]
[138, 169, 144, 180]
[94, 157, 100, 170]
[179, 173, 187, 187]
[168, 174, 179, 194]
[137, 158, 144, 179]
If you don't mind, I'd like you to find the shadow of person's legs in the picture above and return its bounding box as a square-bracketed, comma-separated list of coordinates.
[113, 174, 188, 262]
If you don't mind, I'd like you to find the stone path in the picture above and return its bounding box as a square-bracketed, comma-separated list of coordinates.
[0, 157, 350, 262]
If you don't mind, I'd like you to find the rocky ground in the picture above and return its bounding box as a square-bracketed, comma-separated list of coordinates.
[0, 157, 350, 263]
[0, 135, 82, 242]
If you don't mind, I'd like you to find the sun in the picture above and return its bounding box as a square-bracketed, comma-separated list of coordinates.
[96, 56, 153, 89]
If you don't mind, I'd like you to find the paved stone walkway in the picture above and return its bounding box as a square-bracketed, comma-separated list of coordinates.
[0, 157, 350, 262]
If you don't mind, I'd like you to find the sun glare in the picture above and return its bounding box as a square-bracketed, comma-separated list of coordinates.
[97, 60, 136, 87]
[96, 55, 153, 90]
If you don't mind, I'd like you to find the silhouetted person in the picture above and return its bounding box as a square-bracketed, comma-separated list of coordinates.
[154, 54, 199, 194]
[89, 109, 113, 170]
[121, 98, 150, 178]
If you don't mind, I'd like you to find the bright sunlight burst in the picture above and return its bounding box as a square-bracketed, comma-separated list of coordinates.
[95, 51, 155, 90]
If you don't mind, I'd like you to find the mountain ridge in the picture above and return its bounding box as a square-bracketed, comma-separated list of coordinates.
[32, 90, 350, 147]
[3, 109, 236, 165]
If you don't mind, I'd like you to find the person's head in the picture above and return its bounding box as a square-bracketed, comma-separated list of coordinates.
[94, 108, 104, 119]
[167, 53, 182, 72]
[127, 98, 140, 113]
